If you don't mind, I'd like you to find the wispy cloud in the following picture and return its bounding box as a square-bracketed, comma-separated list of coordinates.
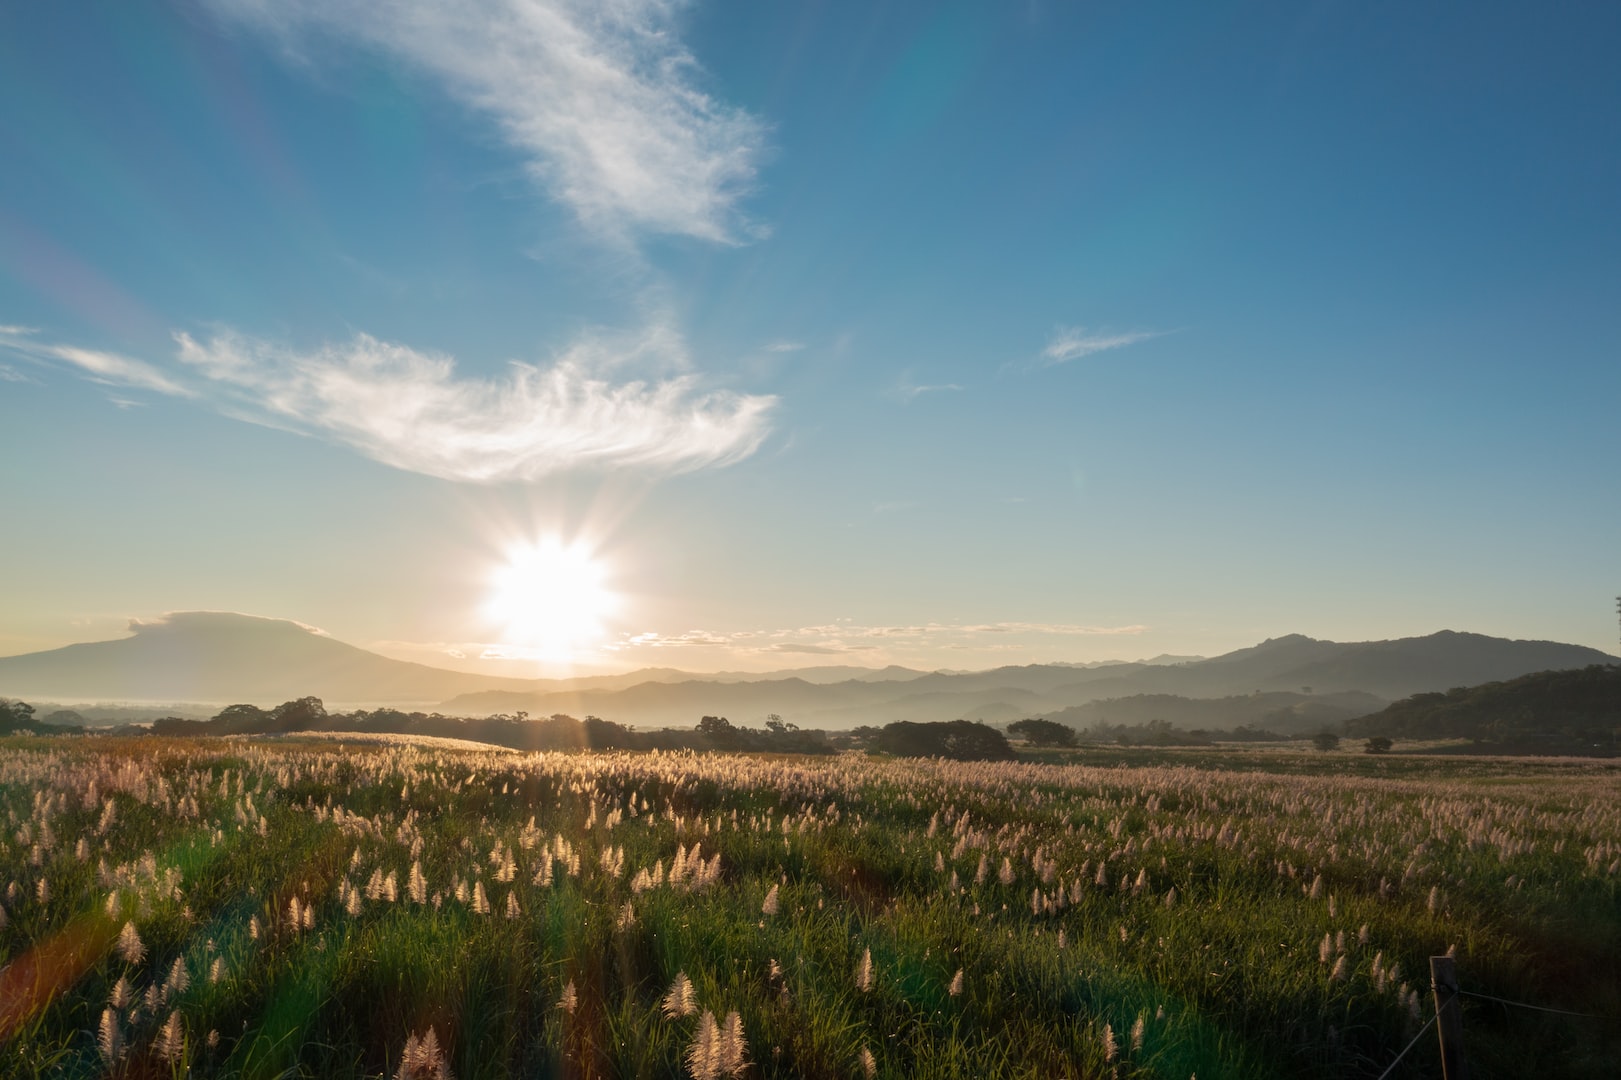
[958, 621, 1147, 635]
[763, 341, 805, 353]
[622, 630, 734, 649]
[887, 368, 964, 403]
[4, 322, 774, 480]
[1037, 325, 1166, 368]
[172, 2, 779, 480]
[613, 620, 1148, 654]
[174, 326, 776, 481]
[893, 382, 963, 402]
[202, 0, 767, 244]
[765, 642, 861, 655]
[0, 325, 193, 397]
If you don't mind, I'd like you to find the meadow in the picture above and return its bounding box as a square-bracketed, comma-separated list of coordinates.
[0, 736, 1617, 1079]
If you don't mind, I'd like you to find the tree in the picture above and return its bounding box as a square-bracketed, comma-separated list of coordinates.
[214, 703, 270, 733]
[941, 721, 1016, 761]
[697, 715, 742, 749]
[1007, 718, 1078, 747]
[1311, 732, 1341, 752]
[697, 715, 733, 737]
[873, 721, 1014, 762]
[0, 699, 36, 734]
[1363, 736, 1393, 754]
[269, 697, 327, 733]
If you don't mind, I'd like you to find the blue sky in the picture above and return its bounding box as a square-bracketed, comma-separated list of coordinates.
[2, 0, 1617, 675]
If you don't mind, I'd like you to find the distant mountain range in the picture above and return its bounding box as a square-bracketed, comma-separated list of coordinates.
[0, 612, 536, 703]
[0, 612, 1611, 730]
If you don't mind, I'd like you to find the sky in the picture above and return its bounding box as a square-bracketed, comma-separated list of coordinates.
[2, 0, 1618, 677]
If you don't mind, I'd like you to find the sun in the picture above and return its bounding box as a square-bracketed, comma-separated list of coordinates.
[485, 538, 617, 656]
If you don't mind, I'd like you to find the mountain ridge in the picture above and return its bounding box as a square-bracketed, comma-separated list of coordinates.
[0, 612, 1611, 728]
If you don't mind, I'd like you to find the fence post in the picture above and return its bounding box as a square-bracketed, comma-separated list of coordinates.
[1430, 955, 1468, 1080]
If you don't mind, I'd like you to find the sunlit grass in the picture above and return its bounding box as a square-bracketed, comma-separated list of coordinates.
[0, 738, 1616, 1078]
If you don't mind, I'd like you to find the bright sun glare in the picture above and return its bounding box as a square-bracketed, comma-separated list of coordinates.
[485, 539, 616, 656]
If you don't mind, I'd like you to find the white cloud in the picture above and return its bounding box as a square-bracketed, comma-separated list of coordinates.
[763, 341, 805, 353]
[1038, 325, 1165, 367]
[957, 622, 1148, 636]
[173, 326, 774, 481]
[765, 642, 862, 654]
[894, 382, 963, 402]
[614, 620, 1148, 653]
[5, 322, 772, 480]
[620, 630, 734, 649]
[203, 0, 766, 244]
[46, 345, 194, 397]
[0, 326, 193, 398]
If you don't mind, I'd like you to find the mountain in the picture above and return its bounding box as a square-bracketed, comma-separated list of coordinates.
[1021, 632, 1616, 704]
[0, 612, 537, 704]
[1, 614, 1611, 730]
[441, 632, 1612, 728]
[0, 614, 938, 708]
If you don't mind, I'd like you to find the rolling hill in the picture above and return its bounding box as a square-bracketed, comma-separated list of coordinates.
[1347, 664, 1621, 750]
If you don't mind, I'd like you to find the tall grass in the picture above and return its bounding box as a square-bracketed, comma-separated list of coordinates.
[0, 736, 1616, 1078]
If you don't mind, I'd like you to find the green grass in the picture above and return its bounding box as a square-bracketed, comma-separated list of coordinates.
[0, 736, 1617, 1078]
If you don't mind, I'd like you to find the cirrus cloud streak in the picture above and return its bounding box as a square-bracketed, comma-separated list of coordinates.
[202, 0, 767, 244]
[615, 620, 1149, 656]
[1039, 325, 1167, 367]
[4, 323, 775, 481]
[0, 325, 192, 397]
[174, 327, 776, 481]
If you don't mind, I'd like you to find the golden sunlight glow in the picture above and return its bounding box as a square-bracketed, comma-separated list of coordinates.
[485, 538, 617, 656]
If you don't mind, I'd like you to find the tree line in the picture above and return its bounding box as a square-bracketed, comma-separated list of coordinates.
[130, 699, 1022, 760]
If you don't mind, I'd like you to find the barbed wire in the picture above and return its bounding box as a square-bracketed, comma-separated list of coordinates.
[1457, 988, 1604, 1020]
[1370, 982, 1613, 1080]
[1372, 992, 1448, 1080]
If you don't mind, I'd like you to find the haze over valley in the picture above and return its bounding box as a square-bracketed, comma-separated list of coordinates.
[2, 611, 1610, 737]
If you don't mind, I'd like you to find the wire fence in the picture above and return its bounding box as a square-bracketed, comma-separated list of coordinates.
[1371, 992, 1447, 1080]
[1456, 988, 1601, 1020]
[1368, 974, 1616, 1080]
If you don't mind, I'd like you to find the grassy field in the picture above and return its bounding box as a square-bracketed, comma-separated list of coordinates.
[0, 736, 1617, 1079]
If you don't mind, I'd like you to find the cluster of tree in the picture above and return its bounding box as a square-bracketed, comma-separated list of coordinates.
[1309, 733, 1395, 753]
[1065, 718, 1217, 747]
[0, 699, 85, 736]
[1347, 665, 1621, 755]
[691, 714, 833, 754]
[1064, 716, 1341, 748]
[1039, 690, 1383, 738]
[1006, 718, 1078, 747]
[867, 720, 1015, 761]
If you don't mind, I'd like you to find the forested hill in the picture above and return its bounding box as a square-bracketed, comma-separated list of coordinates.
[1347, 665, 1621, 752]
